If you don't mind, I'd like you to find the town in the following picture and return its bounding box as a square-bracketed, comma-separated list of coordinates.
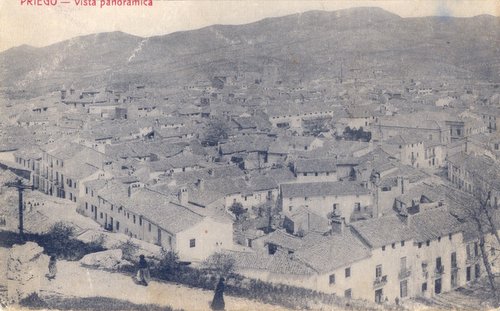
[1, 6, 500, 311]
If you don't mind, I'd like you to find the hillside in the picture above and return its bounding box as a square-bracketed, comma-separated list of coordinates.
[1, 7, 499, 96]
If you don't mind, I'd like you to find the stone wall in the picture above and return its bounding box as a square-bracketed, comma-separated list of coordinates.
[7, 242, 48, 304]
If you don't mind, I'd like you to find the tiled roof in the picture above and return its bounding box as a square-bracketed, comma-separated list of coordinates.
[294, 231, 371, 273]
[294, 158, 337, 173]
[258, 229, 304, 250]
[281, 181, 369, 198]
[409, 208, 463, 243]
[350, 215, 415, 248]
[224, 250, 315, 276]
[125, 188, 204, 234]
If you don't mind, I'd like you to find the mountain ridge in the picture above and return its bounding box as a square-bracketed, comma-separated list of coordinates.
[1, 7, 499, 97]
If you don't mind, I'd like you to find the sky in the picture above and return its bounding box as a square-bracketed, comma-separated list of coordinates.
[1, 0, 499, 52]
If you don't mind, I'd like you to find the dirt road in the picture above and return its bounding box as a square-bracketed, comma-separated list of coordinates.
[41, 261, 288, 311]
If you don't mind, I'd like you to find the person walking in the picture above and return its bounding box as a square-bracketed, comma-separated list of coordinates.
[47, 255, 57, 280]
[137, 254, 150, 286]
[210, 277, 225, 310]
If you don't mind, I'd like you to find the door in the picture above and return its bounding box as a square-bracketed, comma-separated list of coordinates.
[451, 270, 458, 288]
[157, 228, 162, 246]
[94, 206, 97, 220]
[375, 289, 383, 303]
[434, 278, 442, 294]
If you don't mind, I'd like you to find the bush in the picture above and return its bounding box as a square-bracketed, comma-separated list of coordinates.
[19, 293, 48, 309]
[156, 250, 180, 277]
[117, 239, 139, 261]
[201, 252, 236, 278]
[26, 222, 105, 260]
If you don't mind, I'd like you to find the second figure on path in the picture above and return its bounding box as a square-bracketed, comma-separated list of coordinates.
[210, 277, 225, 310]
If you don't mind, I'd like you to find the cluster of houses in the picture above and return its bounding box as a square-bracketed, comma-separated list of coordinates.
[1, 76, 499, 304]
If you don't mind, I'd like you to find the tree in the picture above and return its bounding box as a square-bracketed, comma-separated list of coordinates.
[229, 202, 247, 221]
[303, 118, 330, 137]
[203, 118, 230, 146]
[118, 239, 139, 261]
[454, 188, 500, 307]
[157, 250, 180, 276]
[201, 252, 236, 278]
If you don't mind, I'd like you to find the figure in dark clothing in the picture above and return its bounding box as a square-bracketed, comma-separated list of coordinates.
[211, 277, 225, 310]
[47, 255, 57, 280]
[137, 254, 150, 286]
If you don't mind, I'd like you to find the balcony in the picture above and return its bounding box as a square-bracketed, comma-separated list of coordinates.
[398, 268, 411, 280]
[434, 265, 445, 278]
[373, 275, 388, 288]
[351, 206, 374, 222]
[466, 256, 478, 265]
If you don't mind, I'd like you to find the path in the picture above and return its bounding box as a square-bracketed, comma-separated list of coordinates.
[41, 261, 288, 311]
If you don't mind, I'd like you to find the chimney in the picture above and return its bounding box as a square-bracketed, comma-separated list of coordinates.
[128, 183, 142, 197]
[399, 208, 412, 227]
[178, 187, 189, 206]
[330, 214, 346, 235]
[196, 179, 205, 192]
[397, 176, 408, 194]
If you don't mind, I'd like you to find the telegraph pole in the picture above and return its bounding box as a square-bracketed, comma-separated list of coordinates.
[5, 179, 34, 240]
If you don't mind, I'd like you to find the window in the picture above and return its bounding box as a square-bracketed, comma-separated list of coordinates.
[100, 212, 103, 219]
[466, 266, 471, 281]
[148, 223, 152, 232]
[438, 237, 441, 242]
[333, 203, 338, 211]
[475, 263, 480, 279]
[401, 240, 405, 247]
[421, 282, 427, 293]
[418, 242, 422, 249]
[344, 289, 352, 299]
[451, 252, 457, 268]
[85, 202, 88, 210]
[400, 280, 408, 298]
[354, 202, 361, 211]
[133, 215, 136, 224]
[375, 265, 382, 278]
[190, 239, 196, 248]
[474, 242, 479, 257]
[449, 233, 452, 241]
[400, 257, 407, 271]
[392, 243, 396, 249]
[345, 267, 351, 278]
[329, 274, 335, 285]
[116, 221, 120, 231]
[139, 217, 142, 226]
[426, 240, 430, 247]
[382, 246, 386, 251]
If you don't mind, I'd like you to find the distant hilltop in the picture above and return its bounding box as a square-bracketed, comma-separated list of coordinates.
[1, 7, 499, 97]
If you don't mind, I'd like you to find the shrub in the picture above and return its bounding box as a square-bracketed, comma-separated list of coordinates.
[19, 293, 48, 309]
[156, 250, 180, 277]
[201, 252, 236, 278]
[117, 239, 139, 261]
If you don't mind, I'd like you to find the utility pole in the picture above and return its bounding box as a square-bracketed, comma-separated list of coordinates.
[5, 179, 34, 240]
